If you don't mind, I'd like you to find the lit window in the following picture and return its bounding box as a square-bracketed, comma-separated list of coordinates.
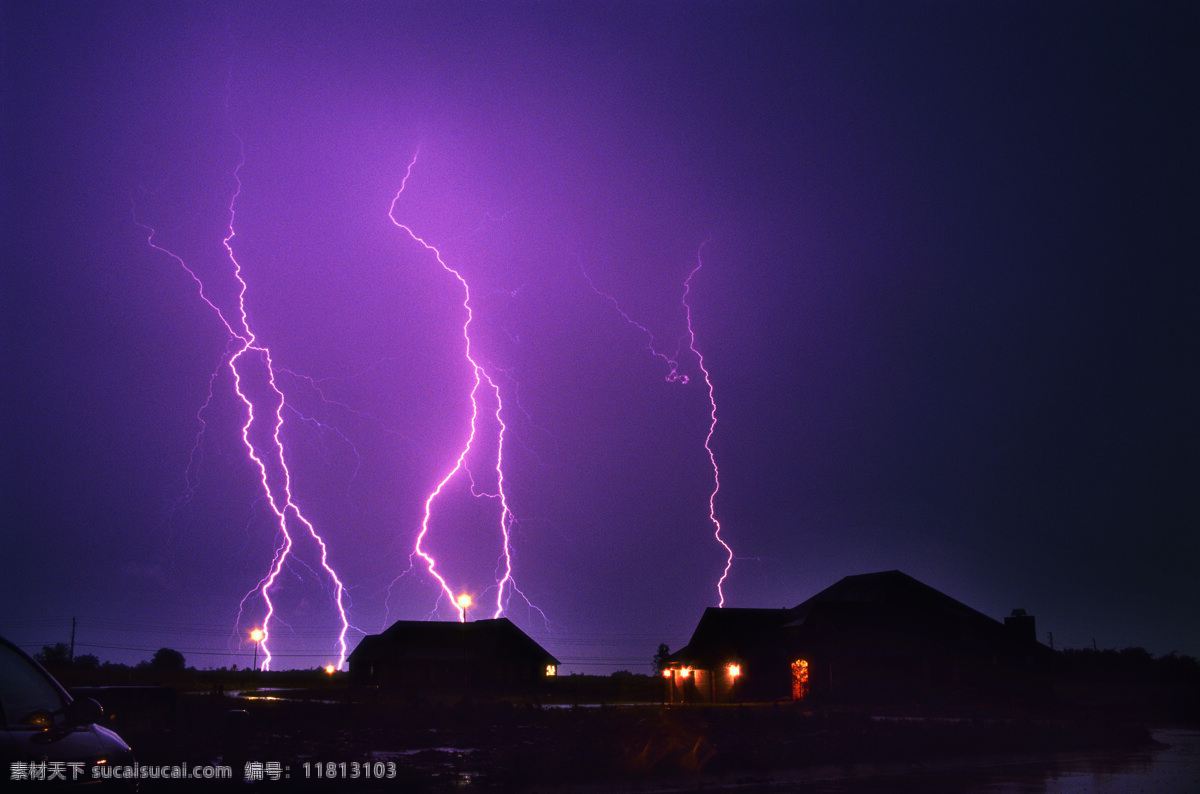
[727, 663, 741, 678]
[545, 664, 557, 677]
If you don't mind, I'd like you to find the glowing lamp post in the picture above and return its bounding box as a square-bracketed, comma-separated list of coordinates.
[324, 664, 336, 676]
[249, 628, 264, 680]
[456, 593, 472, 622]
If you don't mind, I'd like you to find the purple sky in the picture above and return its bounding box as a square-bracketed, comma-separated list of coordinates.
[3, 1, 1196, 672]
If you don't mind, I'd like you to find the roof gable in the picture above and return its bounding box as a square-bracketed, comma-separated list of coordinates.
[349, 618, 559, 665]
[786, 570, 999, 628]
[670, 607, 794, 666]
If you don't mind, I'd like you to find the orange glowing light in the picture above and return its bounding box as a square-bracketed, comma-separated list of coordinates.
[680, 666, 692, 679]
[545, 664, 557, 677]
[456, 593, 472, 609]
[662, 669, 672, 678]
[249, 628, 264, 643]
[324, 664, 336, 675]
[791, 658, 810, 701]
[727, 663, 741, 678]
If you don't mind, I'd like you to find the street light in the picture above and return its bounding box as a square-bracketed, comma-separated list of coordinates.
[249, 628, 264, 682]
[456, 593, 472, 622]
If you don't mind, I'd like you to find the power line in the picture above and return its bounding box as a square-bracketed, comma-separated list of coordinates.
[3, 617, 685, 671]
[3, 618, 685, 646]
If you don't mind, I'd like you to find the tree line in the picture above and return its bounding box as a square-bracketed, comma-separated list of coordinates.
[33, 642, 186, 672]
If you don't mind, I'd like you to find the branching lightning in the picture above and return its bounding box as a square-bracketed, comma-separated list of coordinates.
[135, 139, 351, 670]
[585, 240, 734, 607]
[683, 241, 733, 607]
[581, 262, 689, 384]
[386, 151, 526, 623]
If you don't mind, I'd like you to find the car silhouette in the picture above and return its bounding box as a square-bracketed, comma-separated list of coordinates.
[0, 635, 135, 787]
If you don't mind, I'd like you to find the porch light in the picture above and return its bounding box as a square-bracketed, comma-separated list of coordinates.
[727, 663, 741, 678]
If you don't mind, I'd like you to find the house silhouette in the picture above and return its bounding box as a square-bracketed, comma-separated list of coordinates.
[349, 618, 559, 697]
[664, 570, 1052, 705]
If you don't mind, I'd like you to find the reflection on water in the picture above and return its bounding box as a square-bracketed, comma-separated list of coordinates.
[801, 728, 1199, 793]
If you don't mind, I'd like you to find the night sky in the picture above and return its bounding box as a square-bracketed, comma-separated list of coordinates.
[3, 1, 1196, 673]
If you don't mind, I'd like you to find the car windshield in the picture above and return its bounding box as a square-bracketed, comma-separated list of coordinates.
[0, 643, 67, 726]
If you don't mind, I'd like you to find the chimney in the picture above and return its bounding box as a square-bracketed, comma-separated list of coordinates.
[1004, 608, 1037, 644]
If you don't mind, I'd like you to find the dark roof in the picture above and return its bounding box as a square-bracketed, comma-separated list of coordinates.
[784, 570, 999, 628]
[349, 617, 559, 665]
[669, 607, 794, 667]
[670, 570, 1016, 667]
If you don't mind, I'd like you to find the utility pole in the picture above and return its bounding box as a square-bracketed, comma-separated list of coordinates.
[69, 617, 76, 663]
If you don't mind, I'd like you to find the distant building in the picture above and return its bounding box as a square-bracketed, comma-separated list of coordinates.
[349, 618, 559, 697]
[664, 570, 1052, 705]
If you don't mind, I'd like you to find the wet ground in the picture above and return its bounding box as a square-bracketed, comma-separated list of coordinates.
[103, 693, 1178, 792]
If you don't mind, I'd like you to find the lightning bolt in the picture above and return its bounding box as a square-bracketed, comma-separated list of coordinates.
[683, 240, 733, 607]
[585, 240, 734, 606]
[135, 137, 351, 670]
[386, 151, 522, 623]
